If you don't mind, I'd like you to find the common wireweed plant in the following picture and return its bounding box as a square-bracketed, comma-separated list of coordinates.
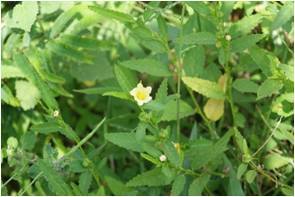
[1, 1, 294, 196]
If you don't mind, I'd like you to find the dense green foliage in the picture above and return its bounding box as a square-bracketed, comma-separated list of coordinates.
[1, 1, 294, 196]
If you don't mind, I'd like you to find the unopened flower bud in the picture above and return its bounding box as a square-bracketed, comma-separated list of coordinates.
[225, 34, 232, 41]
[53, 110, 59, 117]
[159, 154, 167, 162]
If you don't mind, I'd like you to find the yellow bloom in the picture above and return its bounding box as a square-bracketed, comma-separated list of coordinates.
[130, 81, 152, 106]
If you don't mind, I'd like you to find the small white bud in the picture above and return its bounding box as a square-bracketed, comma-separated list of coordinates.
[53, 110, 59, 117]
[225, 34, 231, 41]
[159, 154, 167, 162]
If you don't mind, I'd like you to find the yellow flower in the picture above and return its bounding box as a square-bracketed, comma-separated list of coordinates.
[130, 81, 152, 106]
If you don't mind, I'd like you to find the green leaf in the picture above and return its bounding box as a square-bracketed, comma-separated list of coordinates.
[105, 132, 143, 152]
[47, 41, 91, 64]
[271, 2, 294, 30]
[279, 64, 294, 81]
[245, 170, 257, 184]
[14, 53, 58, 110]
[50, 4, 82, 38]
[126, 168, 172, 187]
[155, 78, 168, 103]
[31, 120, 79, 142]
[187, 130, 233, 169]
[160, 99, 195, 121]
[237, 163, 248, 180]
[60, 34, 113, 50]
[263, 153, 292, 170]
[15, 80, 40, 110]
[105, 176, 137, 195]
[40, 2, 61, 14]
[171, 174, 185, 196]
[36, 159, 72, 195]
[272, 93, 294, 117]
[103, 91, 132, 101]
[229, 14, 262, 38]
[6, 2, 38, 32]
[136, 122, 147, 142]
[1, 85, 20, 107]
[119, 58, 171, 77]
[257, 79, 283, 100]
[88, 5, 134, 23]
[114, 65, 137, 92]
[1, 65, 25, 79]
[248, 46, 273, 76]
[74, 86, 120, 95]
[79, 171, 92, 195]
[182, 76, 225, 99]
[233, 79, 259, 93]
[163, 142, 180, 166]
[224, 155, 245, 195]
[183, 46, 205, 77]
[231, 34, 264, 53]
[188, 174, 210, 195]
[21, 131, 36, 151]
[179, 32, 216, 45]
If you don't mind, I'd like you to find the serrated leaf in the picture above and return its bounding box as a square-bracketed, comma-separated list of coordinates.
[126, 168, 172, 187]
[136, 122, 147, 142]
[1, 85, 20, 107]
[119, 58, 171, 77]
[31, 120, 79, 142]
[15, 80, 40, 110]
[79, 171, 92, 195]
[231, 34, 264, 53]
[188, 174, 210, 195]
[187, 130, 233, 169]
[105, 176, 137, 195]
[155, 78, 168, 103]
[179, 32, 216, 45]
[183, 46, 205, 77]
[1, 65, 25, 79]
[6, 2, 38, 32]
[160, 99, 195, 121]
[271, 2, 294, 30]
[105, 132, 143, 152]
[182, 76, 225, 99]
[14, 53, 58, 110]
[257, 79, 283, 100]
[60, 34, 114, 50]
[233, 79, 259, 93]
[171, 174, 185, 196]
[36, 159, 72, 195]
[114, 65, 137, 92]
[47, 41, 91, 64]
[248, 46, 273, 76]
[50, 4, 82, 38]
[229, 14, 262, 38]
[21, 131, 36, 151]
[89, 5, 134, 23]
[163, 142, 180, 166]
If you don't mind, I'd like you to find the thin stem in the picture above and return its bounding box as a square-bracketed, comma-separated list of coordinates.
[63, 117, 106, 158]
[186, 86, 219, 139]
[252, 116, 282, 157]
[18, 172, 43, 196]
[176, 4, 185, 142]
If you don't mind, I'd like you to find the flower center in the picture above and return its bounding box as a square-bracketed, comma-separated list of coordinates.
[136, 90, 147, 100]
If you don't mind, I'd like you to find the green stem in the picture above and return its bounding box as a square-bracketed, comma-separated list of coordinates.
[18, 172, 43, 196]
[176, 4, 185, 142]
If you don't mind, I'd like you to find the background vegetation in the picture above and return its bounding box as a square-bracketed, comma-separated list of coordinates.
[1, 1, 294, 196]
